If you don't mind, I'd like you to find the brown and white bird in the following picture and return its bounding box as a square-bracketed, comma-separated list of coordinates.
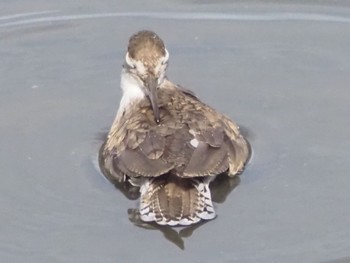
[100, 30, 251, 226]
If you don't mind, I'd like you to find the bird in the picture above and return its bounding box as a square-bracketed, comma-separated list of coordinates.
[99, 30, 251, 226]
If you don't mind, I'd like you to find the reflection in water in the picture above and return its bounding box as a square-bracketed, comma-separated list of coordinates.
[127, 208, 209, 250]
[127, 175, 240, 250]
[98, 141, 240, 249]
[238, 125, 256, 144]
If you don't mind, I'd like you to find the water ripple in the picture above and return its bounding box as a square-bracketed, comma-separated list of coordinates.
[0, 10, 58, 21]
[1, 11, 350, 28]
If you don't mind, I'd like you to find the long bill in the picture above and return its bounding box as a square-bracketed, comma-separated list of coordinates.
[145, 76, 160, 123]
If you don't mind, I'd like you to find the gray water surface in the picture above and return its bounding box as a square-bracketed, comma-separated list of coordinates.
[1, 1, 350, 262]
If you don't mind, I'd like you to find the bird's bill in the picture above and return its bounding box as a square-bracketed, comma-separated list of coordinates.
[145, 76, 160, 123]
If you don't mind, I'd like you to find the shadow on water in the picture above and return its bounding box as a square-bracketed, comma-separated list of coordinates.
[239, 124, 255, 143]
[126, 174, 240, 250]
[127, 208, 209, 250]
[97, 132, 241, 249]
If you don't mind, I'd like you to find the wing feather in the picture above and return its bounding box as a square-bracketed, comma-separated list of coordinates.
[107, 85, 250, 180]
[117, 149, 174, 177]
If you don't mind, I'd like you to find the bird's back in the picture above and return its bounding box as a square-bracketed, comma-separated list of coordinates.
[102, 81, 250, 225]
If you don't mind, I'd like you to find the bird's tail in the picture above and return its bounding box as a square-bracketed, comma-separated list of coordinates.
[139, 174, 216, 226]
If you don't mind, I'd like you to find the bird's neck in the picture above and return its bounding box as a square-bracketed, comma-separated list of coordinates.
[108, 71, 146, 139]
[119, 70, 146, 113]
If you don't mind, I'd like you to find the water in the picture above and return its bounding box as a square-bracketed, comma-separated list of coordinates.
[1, 1, 350, 262]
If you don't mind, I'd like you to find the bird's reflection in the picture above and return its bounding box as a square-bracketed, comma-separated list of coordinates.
[127, 208, 209, 250]
[125, 174, 240, 250]
[97, 131, 241, 250]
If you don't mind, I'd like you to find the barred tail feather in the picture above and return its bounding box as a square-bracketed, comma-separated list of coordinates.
[139, 175, 216, 226]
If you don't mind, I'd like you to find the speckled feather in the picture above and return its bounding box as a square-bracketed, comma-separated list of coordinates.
[101, 30, 251, 225]
[104, 80, 250, 178]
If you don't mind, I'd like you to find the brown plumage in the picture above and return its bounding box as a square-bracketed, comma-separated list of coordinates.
[128, 30, 166, 61]
[100, 30, 251, 226]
